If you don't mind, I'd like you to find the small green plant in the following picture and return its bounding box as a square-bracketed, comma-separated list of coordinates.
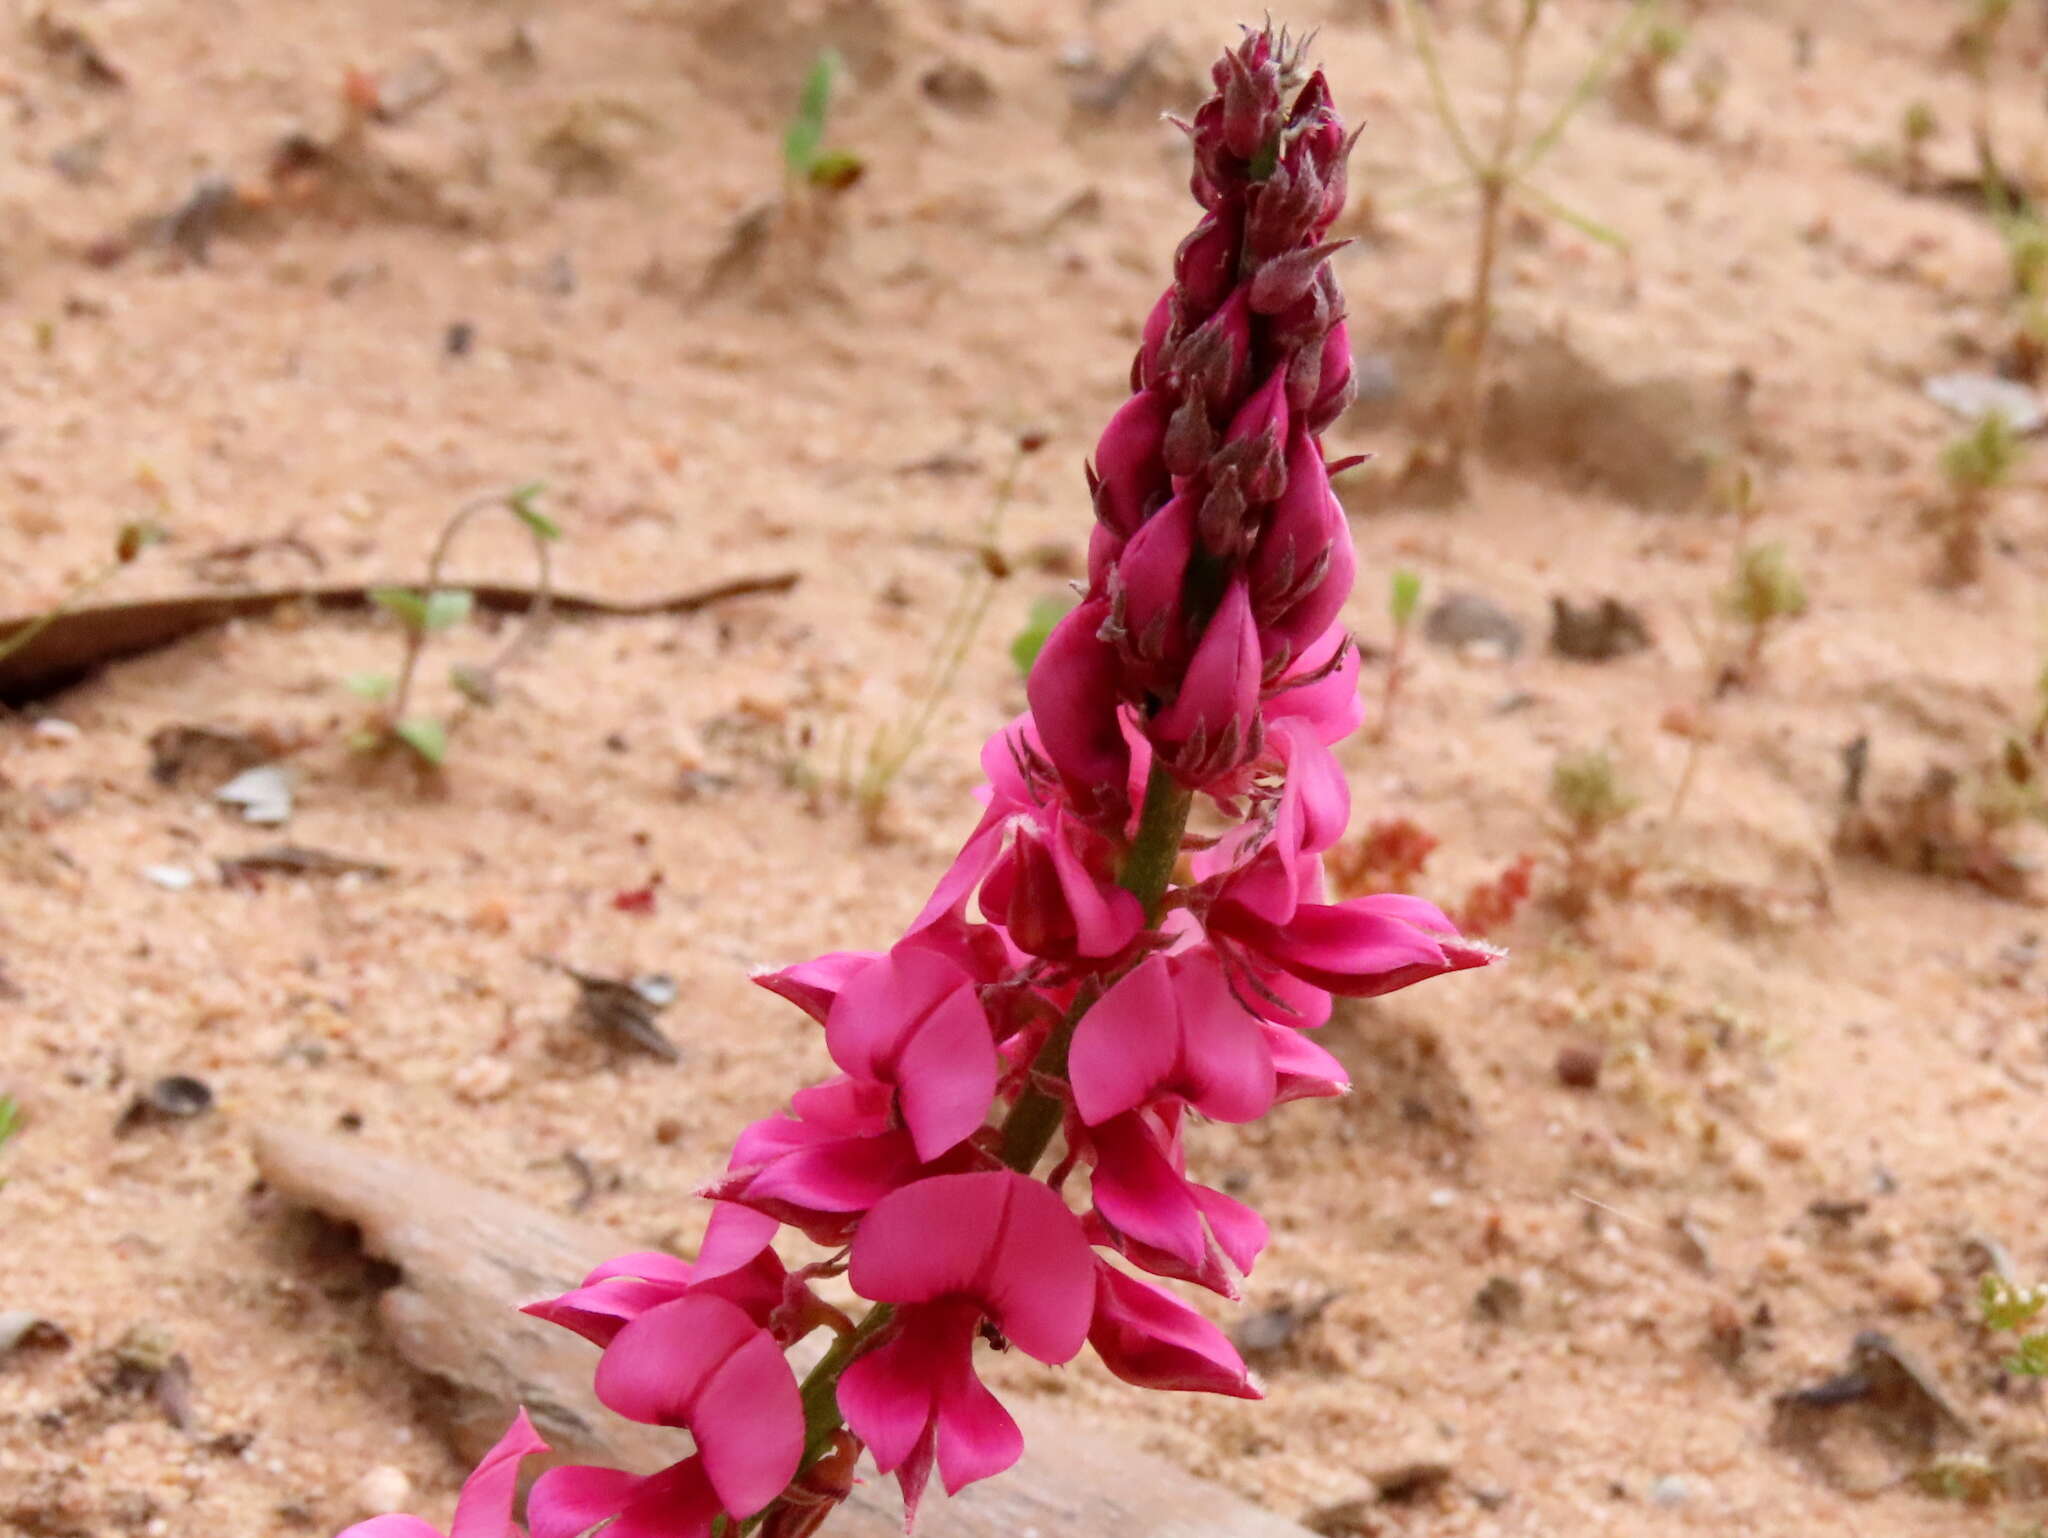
[1397, 0, 1655, 483]
[1934, 411, 2024, 584]
[1719, 542, 1805, 682]
[0, 1094, 19, 1190]
[1548, 747, 1640, 919]
[1981, 1273, 2048, 1377]
[783, 50, 865, 195]
[1901, 100, 1939, 186]
[350, 482, 558, 766]
[1370, 568, 1424, 743]
[0, 520, 166, 669]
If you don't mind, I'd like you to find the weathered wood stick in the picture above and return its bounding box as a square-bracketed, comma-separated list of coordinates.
[0, 572, 799, 703]
[252, 1124, 1310, 1538]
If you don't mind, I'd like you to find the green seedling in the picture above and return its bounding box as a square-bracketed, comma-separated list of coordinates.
[0, 520, 166, 669]
[1719, 541, 1806, 683]
[1548, 747, 1640, 920]
[1935, 411, 2023, 584]
[353, 481, 557, 767]
[1397, 0, 1655, 482]
[1370, 568, 1424, 743]
[784, 50, 865, 195]
[1981, 1273, 2048, 1377]
[0, 1094, 18, 1190]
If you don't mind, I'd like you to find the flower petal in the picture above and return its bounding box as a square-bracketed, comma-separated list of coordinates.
[1088, 1259, 1259, 1398]
[446, 1408, 548, 1538]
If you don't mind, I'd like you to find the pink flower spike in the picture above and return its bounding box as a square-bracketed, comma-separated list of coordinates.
[528, 1458, 725, 1538]
[1088, 1259, 1260, 1398]
[826, 944, 996, 1162]
[339, 1409, 549, 1538]
[592, 1294, 802, 1516]
[1069, 951, 1275, 1126]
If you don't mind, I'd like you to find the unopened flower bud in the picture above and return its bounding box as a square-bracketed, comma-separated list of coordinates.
[1152, 578, 1263, 785]
[1091, 388, 1174, 539]
[1217, 37, 1283, 162]
[1173, 202, 1245, 321]
[1248, 240, 1349, 316]
[1248, 430, 1354, 657]
[1026, 598, 1132, 820]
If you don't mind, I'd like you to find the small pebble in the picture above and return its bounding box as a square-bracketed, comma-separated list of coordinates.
[142, 864, 196, 891]
[31, 717, 80, 742]
[1765, 1123, 1810, 1162]
[1649, 1475, 1691, 1509]
[449, 1056, 514, 1104]
[1878, 1257, 1943, 1313]
[1555, 1044, 1603, 1089]
[351, 1466, 412, 1520]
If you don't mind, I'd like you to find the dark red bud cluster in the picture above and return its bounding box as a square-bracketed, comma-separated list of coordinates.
[1046, 25, 1362, 804]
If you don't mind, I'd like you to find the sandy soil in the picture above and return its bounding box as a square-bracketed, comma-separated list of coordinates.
[3, 0, 2048, 1534]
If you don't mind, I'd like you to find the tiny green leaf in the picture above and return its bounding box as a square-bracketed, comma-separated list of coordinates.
[372, 586, 431, 631]
[1389, 569, 1424, 628]
[1011, 592, 1079, 676]
[0, 1093, 19, 1149]
[347, 727, 386, 755]
[394, 716, 450, 765]
[343, 671, 395, 701]
[508, 481, 561, 541]
[450, 663, 498, 707]
[806, 149, 866, 192]
[784, 50, 840, 178]
[421, 589, 475, 633]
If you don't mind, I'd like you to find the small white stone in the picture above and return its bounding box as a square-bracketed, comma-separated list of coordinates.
[31, 717, 80, 742]
[450, 1055, 514, 1103]
[142, 864, 196, 892]
[352, 1466, 413, 1520]
[1650, 1475, 1691, 1508]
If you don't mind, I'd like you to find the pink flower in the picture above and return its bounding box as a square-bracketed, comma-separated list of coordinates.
[528, 1458, 724, 1538]
[1260, 624, 1363, 745]
[703, 1077, 928, 1245]
[589, 1293, 803, 1516]
[1088, 1259, 1259, 1398]
[978, 806, 1144, 963]
[1214, 891, 1493, 1000]
[839, 1171, 1095, 1521]
[826, 943, 997, 1162]
[523, 1204, 823, 1350]
[1084, 1106, 1268, 1297]
[1068, 950, 1274, 1126]
[338, 1410, 547, 1538]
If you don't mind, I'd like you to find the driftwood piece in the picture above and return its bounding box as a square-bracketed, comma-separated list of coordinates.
[252, 1124, 1309, 1538]
[0, 573, 799, 704]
